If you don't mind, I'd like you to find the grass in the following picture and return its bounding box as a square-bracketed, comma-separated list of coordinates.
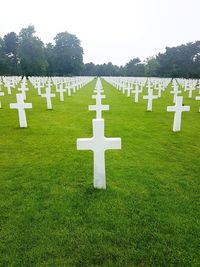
[0, 78, 199, 266]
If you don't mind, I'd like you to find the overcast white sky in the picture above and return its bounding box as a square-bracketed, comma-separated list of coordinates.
[0, 0, 199, 65]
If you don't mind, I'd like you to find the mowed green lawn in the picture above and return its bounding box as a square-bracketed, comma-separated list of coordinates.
[0, 78, 199, 266]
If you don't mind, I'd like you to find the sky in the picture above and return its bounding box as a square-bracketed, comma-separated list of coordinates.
[0, 0, 199, 66]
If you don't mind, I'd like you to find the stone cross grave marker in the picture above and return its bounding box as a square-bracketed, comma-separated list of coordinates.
[187, 84, 195, 98]
[143, 89, 158, 111]
[67, 82, 71, 96]
[18, 84, 29, 100]
[124, 83, 132, 97]
[89, 93, 109, 118]
[147, 80, 153, 94]
[0, 91, 4, 108]
[77, 119, 121, 189]
[10, 94, 32, 128]
[132, 82, 141, 103]
[37, 82, 42, 96]
[171, 81, 181, 103]
[167, 96, 190, 132]
[157, 82, 163, 98]
[57, 83, 66, 101]
[41, 87, 56, 109]
[5, 82, 12, 95]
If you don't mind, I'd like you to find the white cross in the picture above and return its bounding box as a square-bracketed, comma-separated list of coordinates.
[115, 80, 119, 90]
[47, 79, 52, 88]
[10, 94, 32, 128]
[75, 79, 79, 90]
[93, 87, 104, 97]
[67, 82, 71, 96]
[93, 82, 105, 96]
[167, 96, 190, 132]
[71, 82, 76, 93]
[119, 81, 124, 91]
[195, 96, 200, 112]
[77, 119, 121, 189]
[95, 78, 103, 90]
[147, 80, 153, 93]
[171, 83, 181, 103]
[41, 87, 56, 109]
[132, 83, 140, 103]
[122, 82, 127, 94]
[5, 82, 12, 95]
[143, 89, 158, 111]
[187, 85, 195, 98]
[0, 91, 5, 108]
[89, 95, 109, 118]
[92, 94, 106, 101]
[57, 83, 66, 101]
[124, 83, 132, 97]
[37, 82, 42, 96]
[95, 87, 104, 94]
[18, 84, 29, 100]
[157, 83, 163, 98]
[54, 80, 58, 91]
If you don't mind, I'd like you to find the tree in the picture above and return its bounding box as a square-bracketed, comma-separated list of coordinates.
[0, 37, 9, 75]
[54, 31, 83, 75]
[45, 43, 56, 76]
[18, 25, 48, 76]
[124, 58, 145, 76]
[103, 62, 122, 76]
[3, 32, 19, 74]
[155, 41, 200, 78]
[82, 62, 97, 76]
[144, 56, 159, 77]
[82, 62, 123, 76]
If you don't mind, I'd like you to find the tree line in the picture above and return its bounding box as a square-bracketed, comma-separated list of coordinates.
[0, 25, 83, 77]
[0, 25, 199, 78]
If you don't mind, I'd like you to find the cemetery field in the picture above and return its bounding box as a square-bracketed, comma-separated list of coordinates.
[0, 78, 200, 266]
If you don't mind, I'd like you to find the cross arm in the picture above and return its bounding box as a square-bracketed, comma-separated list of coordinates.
[10, 103, 18, 109]
[89, 105, 96, 111]
[24, 103, 32, 109]
[182, 106, 190, 112]
[167, 106, 175, 112]
[102, 105, 109, 111]
[88, 104, 109, 111]
[92, 95, 106, 99]
[77, 138, 94, 150]
[105, 137, 121, 150]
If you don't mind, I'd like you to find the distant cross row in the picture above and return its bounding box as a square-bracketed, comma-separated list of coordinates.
[77, 78, 121, 189]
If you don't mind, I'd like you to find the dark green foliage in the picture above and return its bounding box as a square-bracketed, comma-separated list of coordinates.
[45, 43, 56, 76]
[53, 32, 83, 75]
[0, 26, 83, 76]
[18, 25, 48, 76]
[0, 37, 10, 75]
[82, 62, 123, 76]
[124, 58, 145, 77]
[155, 41, 200, 78]
[3, 32, 19, 75]
[145, 56, 159, 77]
[82, 62, 97, 76]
